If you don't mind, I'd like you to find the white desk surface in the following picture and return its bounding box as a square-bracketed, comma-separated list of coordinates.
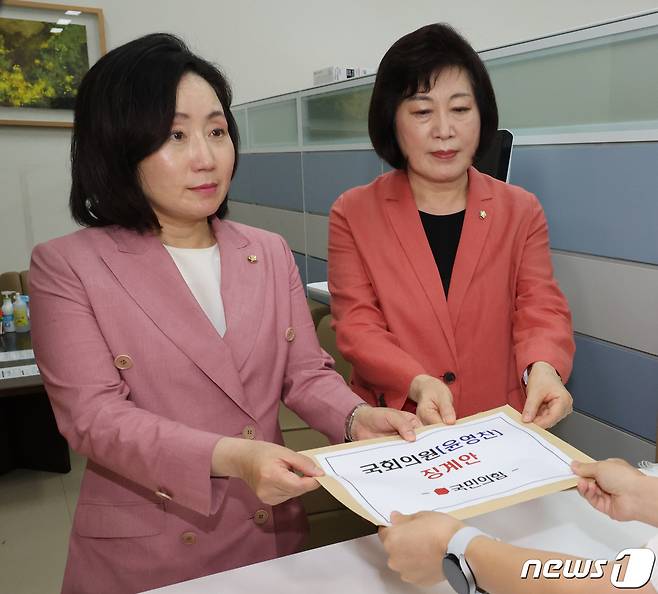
[307, 281, 330, 305]
[143, 489, 655, 593]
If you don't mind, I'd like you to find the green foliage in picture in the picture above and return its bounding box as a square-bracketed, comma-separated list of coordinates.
[0, 17, 89, 109]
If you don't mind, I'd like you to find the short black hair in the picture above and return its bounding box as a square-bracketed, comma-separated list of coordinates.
[369, 23, 498, 170]
[70, 33, 239, 230]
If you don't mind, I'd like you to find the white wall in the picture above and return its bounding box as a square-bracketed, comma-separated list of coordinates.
[2, 0, 657, 271]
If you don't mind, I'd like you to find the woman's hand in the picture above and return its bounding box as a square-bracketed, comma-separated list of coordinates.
[379, 511, 464, 586]
[350, 405, 421, 442]
[572, 459, 657, 525]
[408, 374, 456, 425]
[211, 438, 323, 505]
[522, 361, 573, 428]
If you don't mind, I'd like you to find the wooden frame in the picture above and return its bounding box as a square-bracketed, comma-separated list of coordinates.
[0, 0, 106, 128]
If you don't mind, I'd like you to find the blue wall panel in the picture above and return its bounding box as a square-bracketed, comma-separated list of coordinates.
[567, 333, 658, 442]
[303, 150, 382, 215]
[230, 153, 304, 211]
[307, 256, 328, 283]
[510, 143, 658, 265]
[292, 251, 307, 288]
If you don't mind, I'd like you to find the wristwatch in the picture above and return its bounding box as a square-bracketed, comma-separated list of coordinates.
[442, 526, 491, 594]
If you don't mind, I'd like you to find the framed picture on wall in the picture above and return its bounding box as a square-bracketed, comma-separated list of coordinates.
[0, 1, 106, 128]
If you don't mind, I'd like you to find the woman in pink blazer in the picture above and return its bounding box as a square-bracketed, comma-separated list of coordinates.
[329, 24, 575, 428]
[30, 34, 418, 594]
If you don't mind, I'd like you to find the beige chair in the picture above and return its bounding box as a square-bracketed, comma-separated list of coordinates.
[307, 297, 330, 329]
[0, 271, 29, 296]
[0, 271, 22, 294]
[19, 270, 29, 296]
[316, 313, 352, 383]
[277, 301, 375, 550]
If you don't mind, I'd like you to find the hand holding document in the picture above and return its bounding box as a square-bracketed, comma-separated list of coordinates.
[302, 405, 593, 525]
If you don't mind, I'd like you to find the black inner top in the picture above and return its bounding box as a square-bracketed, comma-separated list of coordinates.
[418, 209, 466, 298]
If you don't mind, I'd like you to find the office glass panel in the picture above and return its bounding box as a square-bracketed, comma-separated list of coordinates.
[486, 26, 658, 134]
[302, 84, 373, 145]
[247, 99, 298, 149]
[233, 108, 248, 151]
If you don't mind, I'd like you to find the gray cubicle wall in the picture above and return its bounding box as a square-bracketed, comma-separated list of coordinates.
[228, 13, 658, 463]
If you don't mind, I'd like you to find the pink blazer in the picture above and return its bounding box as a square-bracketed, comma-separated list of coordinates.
[30, 218, 361, 594]
[328, 168, 574, 416]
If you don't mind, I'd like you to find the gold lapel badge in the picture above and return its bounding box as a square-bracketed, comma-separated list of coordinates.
[247, 254, 258, 263]
[479, 210, 487, 220]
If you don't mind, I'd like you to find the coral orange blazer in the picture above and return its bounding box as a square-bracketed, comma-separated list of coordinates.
[329, 167, 574, 417]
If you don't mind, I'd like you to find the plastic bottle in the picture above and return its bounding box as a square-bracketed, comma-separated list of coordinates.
[14, 294, 30, 333]
[1, 292, 15, 333]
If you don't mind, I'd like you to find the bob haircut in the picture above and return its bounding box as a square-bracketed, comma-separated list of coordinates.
[369, 23, 498, 170]
[70, 33, 239, 231]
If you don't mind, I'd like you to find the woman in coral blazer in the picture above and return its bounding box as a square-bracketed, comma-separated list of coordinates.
[329, 24, 574, 428]
[30, 35, 417, 594]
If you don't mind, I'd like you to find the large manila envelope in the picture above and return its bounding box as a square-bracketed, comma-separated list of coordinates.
[302, 405, 594, 525]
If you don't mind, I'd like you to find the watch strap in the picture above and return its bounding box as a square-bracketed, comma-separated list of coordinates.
[446, 527, 492, 594]
[447, 526, 489, 557]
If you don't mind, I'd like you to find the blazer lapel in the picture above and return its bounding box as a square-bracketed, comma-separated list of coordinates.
[100, 225, 252, 417]
[383, 171, 458, 361]
[212, 219, 265, 373]
[447, 168, 494, 326]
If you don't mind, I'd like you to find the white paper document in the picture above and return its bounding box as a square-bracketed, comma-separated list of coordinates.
[312, 411, 576, 525]
[0, 364, 40, 379]
[0, 349, 34, 363]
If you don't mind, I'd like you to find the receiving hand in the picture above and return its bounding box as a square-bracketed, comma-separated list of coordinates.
[350, 405, 420, 442]
[522, 361, 573, 428]
[379, 511, 464, 586]
[572, 458, 648, 522]
[211, 438, 323, 505]
[408, 374, 456, 425]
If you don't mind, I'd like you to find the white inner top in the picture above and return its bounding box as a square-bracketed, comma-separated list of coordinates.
[164, 244, 226, 337]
